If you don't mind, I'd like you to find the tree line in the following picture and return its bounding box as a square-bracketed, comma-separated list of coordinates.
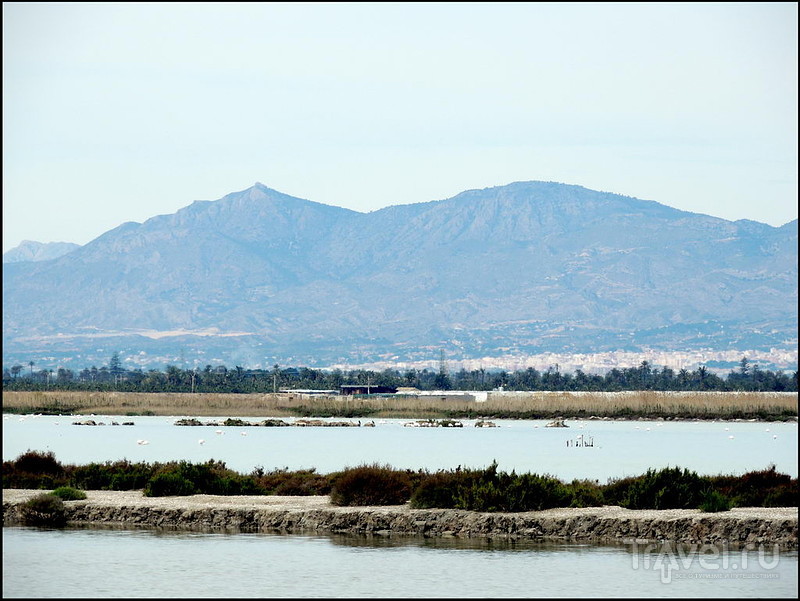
[2, 354, 796, 393]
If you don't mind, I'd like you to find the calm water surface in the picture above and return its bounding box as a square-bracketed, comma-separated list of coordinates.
[3, 414, 798, 598]
[2, 414, 797, 479]
[3, 527, 797, 598]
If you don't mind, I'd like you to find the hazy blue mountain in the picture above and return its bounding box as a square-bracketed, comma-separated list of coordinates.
[3, 240, 81, 263]
[2, 182, 797, 369]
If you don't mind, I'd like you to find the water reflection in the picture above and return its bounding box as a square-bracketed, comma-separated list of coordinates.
[4, 525, 797, 599]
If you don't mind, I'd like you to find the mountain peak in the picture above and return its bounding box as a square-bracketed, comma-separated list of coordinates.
[3, 240, 81, 263]
[3, 180, 794, 370]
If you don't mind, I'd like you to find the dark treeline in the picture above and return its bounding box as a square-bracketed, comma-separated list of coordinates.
[3, 354, 797, 393]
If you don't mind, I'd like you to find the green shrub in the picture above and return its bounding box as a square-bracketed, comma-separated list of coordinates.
[601, 475, 642, 507]
[470, 470, 571, 512]
[410, 469, 475, 509]
[330, 464, 413, 506]
[411, 463, 573, 512]
[209, 474, 263, 496]
[252, 467, 331, 496]
[144, 471, 197, 497]
[70, 460, 156, 491]
[142, 460, 264, 497]
[622, 467, 710, 510]
[19, 493, 67, 527]
[567, 479, 605, 508]
[51, 486, 87, 501]
[699, 489, 732, 512]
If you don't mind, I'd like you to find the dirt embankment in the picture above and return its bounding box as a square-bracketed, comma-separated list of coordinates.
[3, 489, 797, 548]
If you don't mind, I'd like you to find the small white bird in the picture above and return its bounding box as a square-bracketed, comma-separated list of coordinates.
[728, 435, 734, 439]
[198, 439, 205, 445]
[215, 430, 223, 435]
[240, 431, 248, 436]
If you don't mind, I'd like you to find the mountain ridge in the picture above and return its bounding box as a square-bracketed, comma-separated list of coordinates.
[2, 181, 796, 370]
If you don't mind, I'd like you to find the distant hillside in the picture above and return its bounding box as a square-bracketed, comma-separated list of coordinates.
[2, 181, 797, 369]
[3, 240, 81, 263]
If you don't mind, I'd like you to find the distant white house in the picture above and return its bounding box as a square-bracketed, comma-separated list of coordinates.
[395, 389, 489, 402]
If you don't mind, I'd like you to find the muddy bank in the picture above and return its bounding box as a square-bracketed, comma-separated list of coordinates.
[3, 490, 797, 548]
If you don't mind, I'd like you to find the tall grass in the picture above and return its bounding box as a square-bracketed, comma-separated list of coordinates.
[3, 390, 796, 420]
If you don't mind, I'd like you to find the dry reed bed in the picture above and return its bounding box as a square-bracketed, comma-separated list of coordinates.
[2, 390, 797, 419]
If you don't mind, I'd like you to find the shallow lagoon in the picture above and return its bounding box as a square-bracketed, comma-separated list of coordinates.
[3, 526, 798, 598]
[2, 414, 797, 480]
[3, 413, 798, 598]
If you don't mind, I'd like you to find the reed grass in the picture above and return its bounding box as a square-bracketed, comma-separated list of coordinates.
[2, 390, 797, 420]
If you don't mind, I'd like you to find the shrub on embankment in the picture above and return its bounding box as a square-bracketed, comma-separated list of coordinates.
[18, 493, 67, 527]
[50, 486, 87, 501]
[143, 460, 264, 497]
[329, 463, 417, 506]
[409, 461, 577, 511]
[3, 451, 798, 511]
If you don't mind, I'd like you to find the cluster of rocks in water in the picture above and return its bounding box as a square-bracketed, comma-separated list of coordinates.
[173, 417, 499, 428]
[173, 417, 367, 427]
[72, 420, 135, 426]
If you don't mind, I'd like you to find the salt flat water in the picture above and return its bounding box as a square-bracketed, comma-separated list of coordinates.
[2, 527, 798, 598]
[2, 414, 797, 480]
[3, 414, 798, 598]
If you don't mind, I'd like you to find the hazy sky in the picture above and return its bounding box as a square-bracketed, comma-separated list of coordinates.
[3, 2, 798, 253]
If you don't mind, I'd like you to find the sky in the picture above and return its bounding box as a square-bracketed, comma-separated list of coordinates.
[3, 2, 798, 253]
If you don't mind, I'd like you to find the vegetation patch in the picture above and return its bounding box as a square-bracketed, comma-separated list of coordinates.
[143, 460, 263, 497]
[251, 467, 331, 496]
[4, 452, 797, 512]
[619, 467, 711, 510]
[19, 493, 67, 527]
[50, 486, 87, 501]
[707, 465, 799, 508]
[409, 462, 582, 512]
[2, 450, 69, 490]
[329, 464, 415, 506]
[699, 489, 732, 513]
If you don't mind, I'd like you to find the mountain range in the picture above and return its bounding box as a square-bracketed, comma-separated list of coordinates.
[3, 240, 81, 263]
[2, 181, 797, 370]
